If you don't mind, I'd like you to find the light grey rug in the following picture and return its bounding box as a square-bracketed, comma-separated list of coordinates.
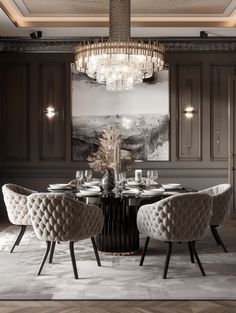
[0, 221, 236, 300]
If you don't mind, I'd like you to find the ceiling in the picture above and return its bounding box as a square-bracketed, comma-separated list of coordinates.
[0, 0, 235, 38]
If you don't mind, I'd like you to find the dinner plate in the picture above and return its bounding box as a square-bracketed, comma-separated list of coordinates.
[162, 183, 182, 190]
[48, 184, 71, 190]
[141, 188, 165, 196]
[78, 190, 101, 196]
[122, 189, 140, 195]
[126, 181, 142, 187]
[47, 188, 72, 193]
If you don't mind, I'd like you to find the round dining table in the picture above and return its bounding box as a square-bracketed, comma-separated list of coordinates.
[76, 187, 196, 255]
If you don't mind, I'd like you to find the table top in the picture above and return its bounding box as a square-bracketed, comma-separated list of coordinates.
[46, 184, 196, 199]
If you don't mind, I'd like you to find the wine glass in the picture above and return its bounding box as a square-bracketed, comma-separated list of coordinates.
[76, 170, 84, 189]
[85, 169, 92, 182]
[152, 170, 159, 182]
[146, 170, 153, 186]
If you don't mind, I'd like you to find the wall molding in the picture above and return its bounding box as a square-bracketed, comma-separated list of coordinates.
[0, 167, 228, 178]
[0, 38, 236, 53]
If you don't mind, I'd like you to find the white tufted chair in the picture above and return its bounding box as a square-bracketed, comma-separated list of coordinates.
[27, 193, 104, 279]
[2, 183, 36, 253]
[137, 193, 213, 279]
[199, 184, 232, 253]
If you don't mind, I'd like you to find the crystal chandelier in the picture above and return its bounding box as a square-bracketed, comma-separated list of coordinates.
[75, 0, 165, 92]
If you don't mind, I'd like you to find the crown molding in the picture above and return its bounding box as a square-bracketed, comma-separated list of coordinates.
[0, 37, 236, 52]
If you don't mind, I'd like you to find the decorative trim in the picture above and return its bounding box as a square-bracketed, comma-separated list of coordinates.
[0, 167, 228, 178]
[0, 38, 236, 53]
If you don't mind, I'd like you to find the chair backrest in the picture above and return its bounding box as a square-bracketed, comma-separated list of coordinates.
[27, 193, 104, 242]
[137, 193, 213, 242]
[199, 184, 232, 225]
[2, 184, 34, 225]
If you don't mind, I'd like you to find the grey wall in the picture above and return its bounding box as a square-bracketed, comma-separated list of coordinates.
[0, 49, 235, 219]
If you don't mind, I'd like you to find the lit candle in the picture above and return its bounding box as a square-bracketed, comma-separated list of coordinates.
[135, 169, 142, 182]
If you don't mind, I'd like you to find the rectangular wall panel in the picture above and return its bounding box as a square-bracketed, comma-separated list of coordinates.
[210, 66, 231, 161]
[177, 65, 201, 160]
[40, 63, 66, 161]
[2, 64, 29, 161]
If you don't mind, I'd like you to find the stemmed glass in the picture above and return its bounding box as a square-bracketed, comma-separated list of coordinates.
[85, 169, 92, 182]
[76, 170, 84, 190]
[116, 171, 126, 192]
[146, 170, 152, 187]
[152, 170, 159, 182]
[146, 170, 159, 185]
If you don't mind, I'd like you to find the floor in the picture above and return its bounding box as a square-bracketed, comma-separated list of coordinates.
[0, 219, 236, 300]
[0, 300, 236, 313]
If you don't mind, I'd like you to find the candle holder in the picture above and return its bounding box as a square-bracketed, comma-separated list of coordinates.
[135, 169, 142, 182]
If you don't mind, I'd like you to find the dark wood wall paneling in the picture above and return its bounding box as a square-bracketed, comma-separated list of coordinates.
[177, 65, 201, 161]
[2, 64, 30, 161]
[40, 63, 66, 161]
[0, 51, 236, 219]
[210, 66, 233, 161]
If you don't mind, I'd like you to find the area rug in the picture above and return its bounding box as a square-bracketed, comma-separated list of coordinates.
[0, 221, 236, 300]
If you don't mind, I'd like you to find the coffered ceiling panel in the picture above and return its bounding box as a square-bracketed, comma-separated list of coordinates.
[10, 0, 235, 16]
[0, 0, 235, 30]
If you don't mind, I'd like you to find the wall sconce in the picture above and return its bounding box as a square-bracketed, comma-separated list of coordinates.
[45, 107, 58, 119]
[184, 107, 195, 119]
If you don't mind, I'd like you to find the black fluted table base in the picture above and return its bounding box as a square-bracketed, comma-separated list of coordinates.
[96, 197, 140, 255]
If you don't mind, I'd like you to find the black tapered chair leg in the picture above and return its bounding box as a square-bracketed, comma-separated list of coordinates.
[163, 242, 172, 279]
[139, 237, 150, 266]
[191, 241, 206, 276]
[188, 241, 195, 263]
[210, 225, 221, 245]
[49, 242, 56, 264]
[69, 241, 78, 279]
[91, 237, 101, 267]
[38, 241, 51, 276]
[10, 225, 27, 253]
[211, 226, 228, 253]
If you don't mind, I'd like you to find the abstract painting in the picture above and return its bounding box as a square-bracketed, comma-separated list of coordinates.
[72, 68, 169, 161]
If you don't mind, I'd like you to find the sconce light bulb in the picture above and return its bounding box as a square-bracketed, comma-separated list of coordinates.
[185, 112, 194, 119]
[184, 107, 195, 118]
[185, 107, 194, 113]
[46, 107, 56, 118]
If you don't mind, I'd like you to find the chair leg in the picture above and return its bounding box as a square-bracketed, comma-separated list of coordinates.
[69, 241, 79, 279]
[139, 236, 150, 266]
[91, 237, 101, 267]
[38, 241, 51, 276]
[188, 241, 195, 263]
[190, 241, 206, 276]
[49, 242, 56, 264]
[211, 225, 228, 253]
[10, 225, 27, 253]
[210, 225, 221, 245]
[163, 242, 172, 279]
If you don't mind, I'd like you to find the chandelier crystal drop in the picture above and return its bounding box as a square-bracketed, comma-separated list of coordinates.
[75, 0, 165, 92]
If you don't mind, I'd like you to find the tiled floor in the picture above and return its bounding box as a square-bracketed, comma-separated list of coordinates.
[0, 219, 236, 300]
